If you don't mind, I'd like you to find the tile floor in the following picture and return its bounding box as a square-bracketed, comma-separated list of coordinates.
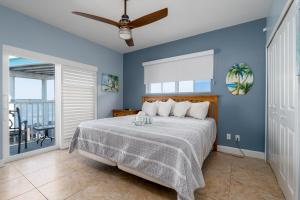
[0, 150, 285, 200]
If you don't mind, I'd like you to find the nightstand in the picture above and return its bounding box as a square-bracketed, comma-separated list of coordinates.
[112, 109, 140, 117]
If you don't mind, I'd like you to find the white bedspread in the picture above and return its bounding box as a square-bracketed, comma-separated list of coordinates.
[69, 115, 216, 200]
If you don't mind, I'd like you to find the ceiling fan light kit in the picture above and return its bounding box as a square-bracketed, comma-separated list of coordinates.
[72, 0, 168, 47]
[119, 27, 132, 40]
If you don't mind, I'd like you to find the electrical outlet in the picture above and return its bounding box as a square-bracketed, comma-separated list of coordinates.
[226, 133, 231, 140]
[235, 135, 240, 142]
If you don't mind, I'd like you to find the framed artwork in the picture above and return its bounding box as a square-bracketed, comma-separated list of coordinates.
[101, 73, 119, 92]
[226, 63, 254, 96]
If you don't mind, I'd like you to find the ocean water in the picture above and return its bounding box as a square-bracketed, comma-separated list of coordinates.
[226, 83, 237, 88]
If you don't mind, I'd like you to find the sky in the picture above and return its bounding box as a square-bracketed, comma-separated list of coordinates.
[9, 56, 54, 101]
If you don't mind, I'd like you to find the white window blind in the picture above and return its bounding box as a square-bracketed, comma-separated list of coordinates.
[143, 50, 214, 84]
[61, 65, 97, 148]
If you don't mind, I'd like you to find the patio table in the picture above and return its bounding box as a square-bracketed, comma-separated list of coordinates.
[33, 125, 55, 146]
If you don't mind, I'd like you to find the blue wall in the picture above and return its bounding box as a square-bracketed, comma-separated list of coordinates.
[0, 6, 123, 159]
[267, 0, 290, 41]
[123, 19, 266, 152]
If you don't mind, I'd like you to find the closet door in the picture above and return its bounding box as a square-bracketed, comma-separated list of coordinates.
[267, 2, 299, 200]
[61, 65, 97, 148]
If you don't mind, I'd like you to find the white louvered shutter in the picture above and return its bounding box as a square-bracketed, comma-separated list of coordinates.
[61, 65, 97, 148]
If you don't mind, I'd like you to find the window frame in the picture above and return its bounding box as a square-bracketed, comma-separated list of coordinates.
[146, 80, 212, 94]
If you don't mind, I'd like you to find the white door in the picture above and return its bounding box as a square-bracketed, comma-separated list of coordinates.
[267, 2, 299, 200]
[60, 65, 97, 148]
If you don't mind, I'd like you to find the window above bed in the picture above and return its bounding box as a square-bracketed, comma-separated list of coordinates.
[146, 80, 211, 94]
[143, 50, 214, 94]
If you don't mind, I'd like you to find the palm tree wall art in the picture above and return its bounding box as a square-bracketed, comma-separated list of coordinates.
[226, 63, 254, 95]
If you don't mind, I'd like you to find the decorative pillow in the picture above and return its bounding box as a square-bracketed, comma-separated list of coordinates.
[158, 101, 172, 117]
[168, 98, 176, 115]
[187, 101, 210, 120]
[173, 101, 191, 117]
[137, 111, 146, 116]
[142, 101, 158, 116]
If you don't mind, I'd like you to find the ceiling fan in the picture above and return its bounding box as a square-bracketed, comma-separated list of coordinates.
[72, 0, 168, 47]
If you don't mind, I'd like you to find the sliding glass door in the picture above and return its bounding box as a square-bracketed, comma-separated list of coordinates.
[8, 56, 56, 156]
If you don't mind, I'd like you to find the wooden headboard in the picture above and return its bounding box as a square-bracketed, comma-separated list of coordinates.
[142, 95, 218, 151]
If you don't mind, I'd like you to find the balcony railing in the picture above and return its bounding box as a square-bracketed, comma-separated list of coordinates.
[9, 100, 55, 145]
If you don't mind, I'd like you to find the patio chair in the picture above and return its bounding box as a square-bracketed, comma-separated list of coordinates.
[9, 107, 28, 154]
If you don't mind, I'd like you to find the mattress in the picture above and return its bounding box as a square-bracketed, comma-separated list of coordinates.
[70, 115, 216, 200]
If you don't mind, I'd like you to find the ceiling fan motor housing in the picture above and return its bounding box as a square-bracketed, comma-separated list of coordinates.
[120, 15, 130, 27]
[121, 14, 129, 20]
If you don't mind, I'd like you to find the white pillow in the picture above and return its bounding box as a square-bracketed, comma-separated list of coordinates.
[173, 101, 191, 117]
[168, 98, 176, 115]
[158, 101, 172, 117]
[142, 101, 158, 116]
[187, 101, 210, 120]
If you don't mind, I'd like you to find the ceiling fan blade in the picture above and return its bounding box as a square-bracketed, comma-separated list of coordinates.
[128, 8, 168, 29]
[125, 38, 134, 47]
[72, 11, 120, 27]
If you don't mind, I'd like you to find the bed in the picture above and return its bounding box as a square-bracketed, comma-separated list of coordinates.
[69, 95, 218, 200]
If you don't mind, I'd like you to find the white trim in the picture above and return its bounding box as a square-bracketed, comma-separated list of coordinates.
[217, 145, 265, 160]
[142, 49, 214, 67]
[265, 47, 268, 162]
[94, 70, 98, 119]
[266, 0, 294, 47]
[2, 51, 9, 160]
[4, 146, 58, 163]
[3, 45, 98, 72]
[0, 160, 4, 168]
[55, 64, 62, 149]
[297, 58, 300, 200]
[297, 6, 300, 195]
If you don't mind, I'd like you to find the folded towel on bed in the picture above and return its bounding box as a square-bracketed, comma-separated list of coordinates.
[135, 111, 152, 125]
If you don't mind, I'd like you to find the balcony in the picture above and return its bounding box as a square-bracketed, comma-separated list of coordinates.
[9, 56, 55, 156]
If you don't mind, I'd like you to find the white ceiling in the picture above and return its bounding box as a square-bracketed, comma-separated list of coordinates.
[0, 0, 272, 53]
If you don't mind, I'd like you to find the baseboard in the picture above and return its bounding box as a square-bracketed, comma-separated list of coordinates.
[4, 145, 58, 163]
[0, 160, 4, 168]
[217, 145, 265, 159]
